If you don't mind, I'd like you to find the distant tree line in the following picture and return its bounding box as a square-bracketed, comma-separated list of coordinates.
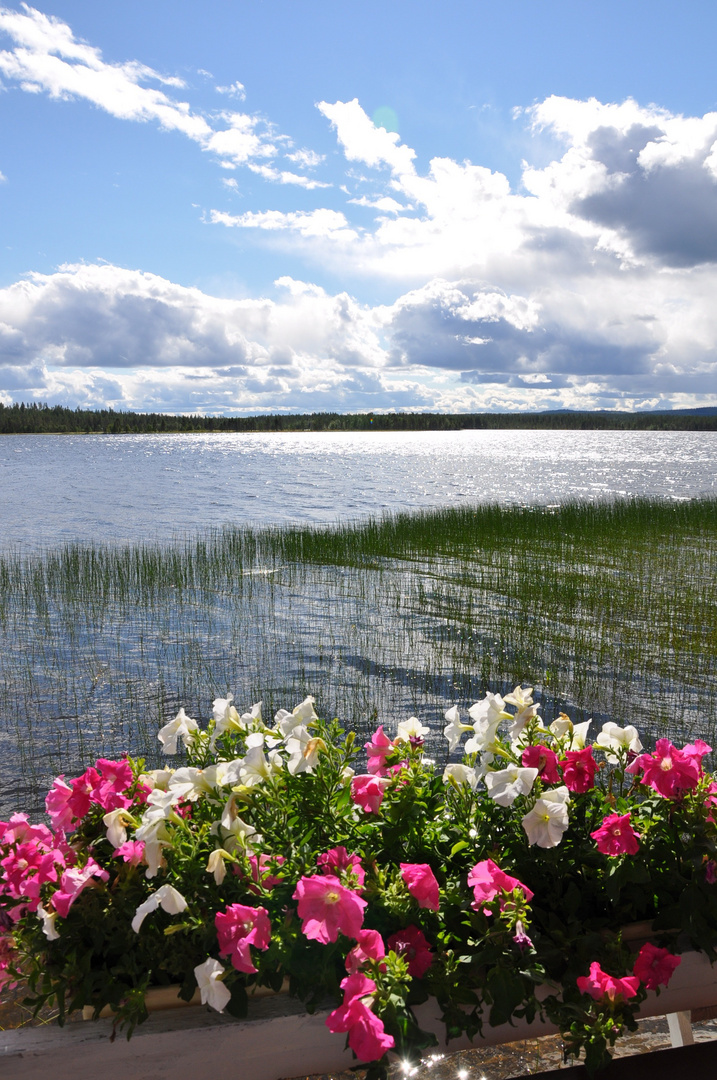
[0, 401, 716, 434]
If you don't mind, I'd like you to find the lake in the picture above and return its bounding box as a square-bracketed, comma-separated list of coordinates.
[1, 429, 715, 549]
[0, 430, 715, 817]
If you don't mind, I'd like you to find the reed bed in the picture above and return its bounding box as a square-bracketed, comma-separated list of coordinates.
[0, 496, 714, 817]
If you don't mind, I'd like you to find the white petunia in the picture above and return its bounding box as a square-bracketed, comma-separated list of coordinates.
[102, 807, 135, 850]
[484, 765, 539, 806]
[468, 692, 511, 727]
[522, 786, 571, 848]
[157, 708, 199, 755]
[210, 694, 246, 748]
[443, 705, 472, 752]
[239, 746, 275, 786]
[37, 902, 60, 941]
[216, 794, 261, 853]
[442, 763, 479, 790]
[285, 727, 326, 774]
[131, 885, 187, 933]
[206, 848, 230, 885]
[594, 722, 643, 763]
[194, 957, 231, 1013]
[274, 695, 318, 736]
[509, 704, 541, 745]
[395, 716, 430, 743]
[504, 685, 534, 709]
[464, 716, 502, 756]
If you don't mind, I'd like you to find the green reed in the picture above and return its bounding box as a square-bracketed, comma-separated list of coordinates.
[0, 496, 714, 815]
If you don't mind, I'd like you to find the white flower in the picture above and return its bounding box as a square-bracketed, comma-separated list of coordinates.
[569, 721, 591, 749]
[102, 808, 134, 850]
[442, 763, 479, 790]
[206, 848, 230, 885]
[157, 708, 199, 755]
[131, 885, 188, 933]
[464, 717, 502, 755]
[522, 786, 571, 848]
[239, 746, 275, 787]
[509, 704, 541, 745]
[136, 768, 173, 792]
[504, 685, 534, 709]
[341, 766, 355, 785]
[274, 695, 318, 736]
[210, 694, 246, 748]
[484, 765, 538, 806]
[594, 722, 643, 763]
[443, 706, 472, 752]
[194, 957, 231, 1013]
[285, 727, 326, 774]
[167, 767, 216, 802]
[468, 692, 511, 727]
[37, 902, 60, 941]
[549, 716, 591, 749]
[395, 716, 430, 743]
[202, 758, 245, 788]
[216, 794, 260, 853]
[240, 700, 264, 730]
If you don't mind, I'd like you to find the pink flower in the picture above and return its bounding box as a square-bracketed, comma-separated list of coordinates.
[591, 813, 640, 856]
[387, 924, 434, 978]
[637, 739, 700, 798]
[577, 961, 640, 1003]
[513, 920, 533, 949]
[243, 853, 285, 893]
[51, 858, 109, 918]
[67, 767, 102, 820]
[705, 858, 717, 885]
[522, 744, 561, 784]
[113, 840, 145, 866]
[45, 778, 75, 832]
[400, 863, 440, 911]
[92, 758, 134, 812]
[560, 747, 597, 793]
[633, 942, 681, 991]
[0, 814, 54, 847]
[215, 903, 271, 974]
[326, 973, 394, 1062]
[350, 774, 389, 815]
[0, 934, 19, 991]
[467, 859, 534, 914]
[682, 739, 712, 771]
[364, 726, 395, 775]
[317, 847, 365, 890]
[293, 874, 367, 943]
[345, 929, 386, 974]
[1, 841, 63, 904]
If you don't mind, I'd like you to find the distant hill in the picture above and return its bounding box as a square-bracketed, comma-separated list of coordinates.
[1, 402, 716, 434]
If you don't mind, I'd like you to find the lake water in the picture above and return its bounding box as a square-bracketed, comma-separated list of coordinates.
[0, 429, 716, 550]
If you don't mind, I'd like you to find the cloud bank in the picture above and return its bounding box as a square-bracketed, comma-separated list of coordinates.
[1, 6, 716, 413]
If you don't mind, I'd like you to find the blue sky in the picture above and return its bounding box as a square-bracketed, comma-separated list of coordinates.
[2, 1, 717, 414]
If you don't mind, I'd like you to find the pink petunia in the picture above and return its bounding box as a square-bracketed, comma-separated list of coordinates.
[317, 847, 365, 890]
[521, 744, 561, 784]
[467, 859, 534, 914]
[387, 924, 434, 978]
[560, 747, 597, 794]
[345, 929, 386, 974]
[400, 863, 440, 911]
[92, 758, 134, 812]
[636, 739, 700, 798]
[577, 961, 640, 1003]
[45, 778, 76, 832]
[364, 726, 395, 776]
[113, 840, 145, 866]
[591, 813, 640, 856]
[243, 853, 286, 894]
[326, 973, 394, 1062]
[350, 775, 390, 815]
[215, 902, 271, 974]
[293, 874, 367, 943]
[51, 858, 110, 918]
[633, 942, 681, 991]
[67, 767, 102, 821]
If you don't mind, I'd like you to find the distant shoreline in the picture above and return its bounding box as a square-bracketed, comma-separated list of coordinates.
[1, 403, 717, 434]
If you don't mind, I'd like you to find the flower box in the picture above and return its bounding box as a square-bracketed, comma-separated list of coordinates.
[3, 688, 717, 1077]
[3, 950, 717, 1080]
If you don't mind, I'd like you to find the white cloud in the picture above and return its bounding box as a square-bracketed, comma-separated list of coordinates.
[286, 148, 325, 169]
[317, 98, 416, 175]
[0, 5, 297, 171]
[0, 261, 715, 415]
[215, 81, 245, 100]
[246, 163, 331, 189]
[210, 207, 358, 241]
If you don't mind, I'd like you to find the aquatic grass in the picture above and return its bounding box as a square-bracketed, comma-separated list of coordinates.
[0, 496, 715, 816]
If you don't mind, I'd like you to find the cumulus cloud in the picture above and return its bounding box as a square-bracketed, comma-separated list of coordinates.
[0, 261, 715, 414]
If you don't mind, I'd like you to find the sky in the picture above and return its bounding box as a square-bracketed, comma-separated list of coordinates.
[2, 2, 717, 415]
